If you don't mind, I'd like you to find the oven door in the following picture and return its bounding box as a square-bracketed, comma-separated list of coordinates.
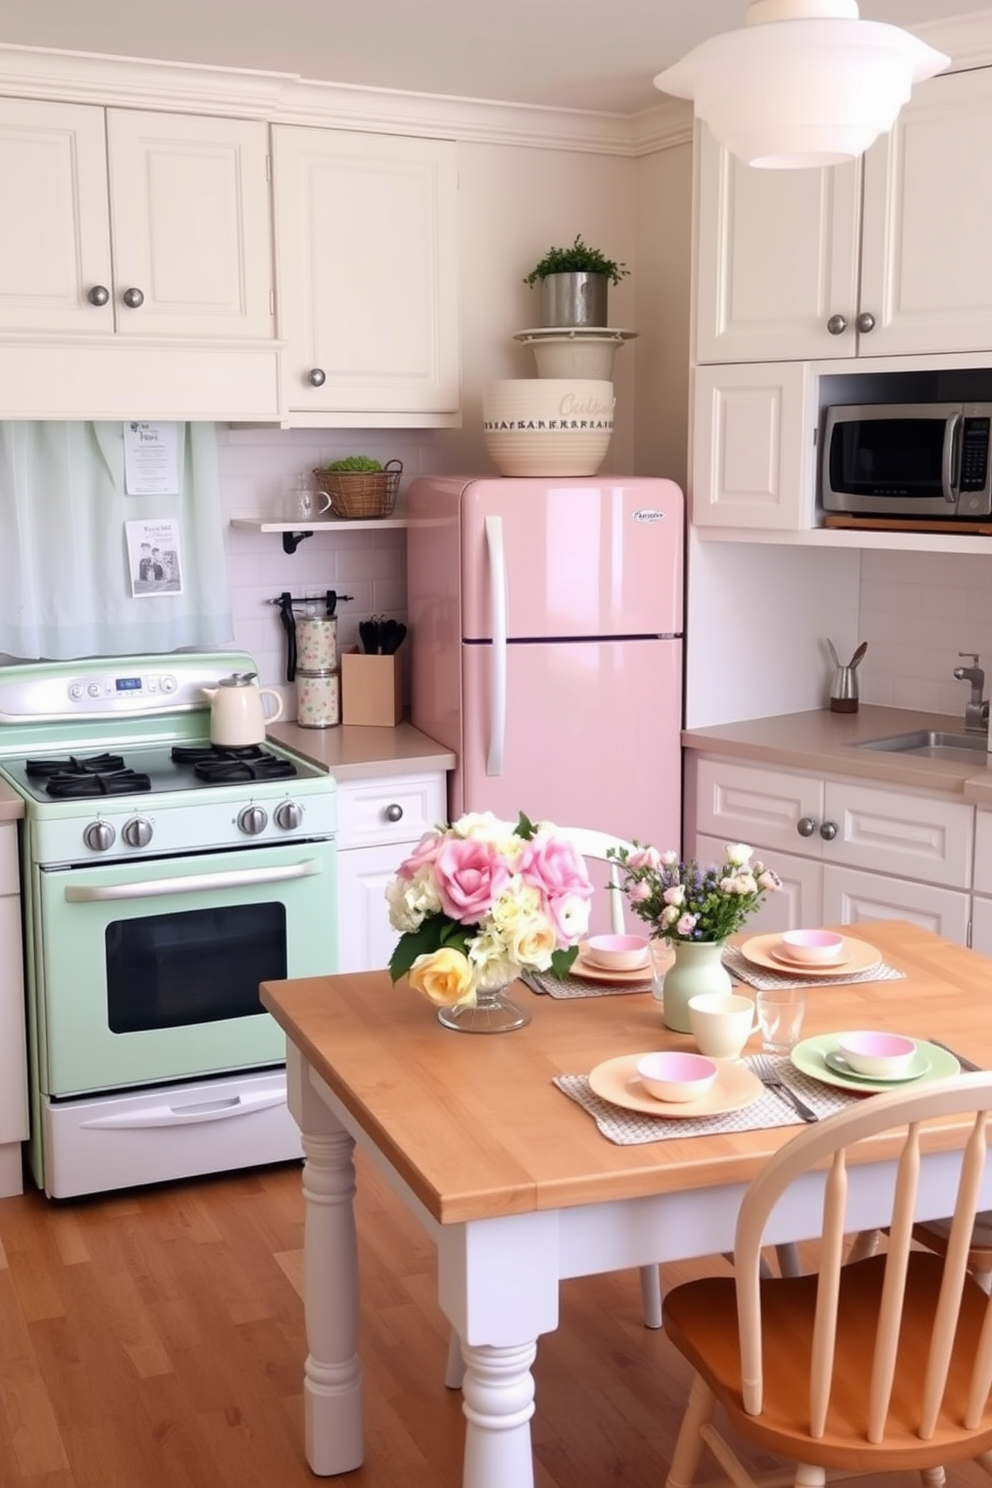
[32, 838, 336, 1097]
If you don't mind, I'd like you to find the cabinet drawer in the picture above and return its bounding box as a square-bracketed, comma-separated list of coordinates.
[826, 781, 972, 890]
[335, 772, 446, 851]
[0, 824, 19, 897]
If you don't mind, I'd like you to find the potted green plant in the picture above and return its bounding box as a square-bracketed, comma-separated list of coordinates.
[523, 234, 629, 328]
[313, 455, 403, 520]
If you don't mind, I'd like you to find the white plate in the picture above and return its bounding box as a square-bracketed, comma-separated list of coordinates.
[588, 1053, 763, 1118]
[823, 1048, 931, 1084]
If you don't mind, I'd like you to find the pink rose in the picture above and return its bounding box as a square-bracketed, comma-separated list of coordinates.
[629, 847, 662, 870]
[519, 836, 594, 947]
[434, 837, 511, 923]
[397, 828, 445, 881]
[627, 881, 652, 904]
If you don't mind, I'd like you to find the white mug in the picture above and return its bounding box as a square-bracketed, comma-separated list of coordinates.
[688, 992, 759, 1059]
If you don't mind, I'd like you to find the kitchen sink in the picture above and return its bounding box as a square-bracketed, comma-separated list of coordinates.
[856, 730, 990, 763]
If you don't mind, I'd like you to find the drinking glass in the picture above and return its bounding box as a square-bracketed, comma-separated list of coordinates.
[756, 986, 807, 1054]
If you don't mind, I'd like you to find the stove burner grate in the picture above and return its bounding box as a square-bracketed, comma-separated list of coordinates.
[44, 769, 153, 799]
[171, 743, 298, 785]
[26, 753, 126, 778]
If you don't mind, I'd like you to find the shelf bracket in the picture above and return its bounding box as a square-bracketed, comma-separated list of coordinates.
[282, 529, 313, 555]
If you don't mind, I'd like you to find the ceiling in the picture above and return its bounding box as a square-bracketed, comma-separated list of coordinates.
[0, 1, 982, 115]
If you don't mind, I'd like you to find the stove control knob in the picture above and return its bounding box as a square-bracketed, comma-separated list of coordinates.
[275, 801, 303, 831]
[238, 805, 268, 836]
[122, 817, 153, 849]
[84, 820, 116, 853]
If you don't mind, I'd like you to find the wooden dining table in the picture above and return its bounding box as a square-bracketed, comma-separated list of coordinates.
[260, 920, 992, 1488]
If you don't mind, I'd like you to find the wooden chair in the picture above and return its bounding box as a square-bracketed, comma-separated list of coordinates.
[913, 1211, 992, 1294]
[662, 1072, 992, 1488]
[444, 828, 662, 1391]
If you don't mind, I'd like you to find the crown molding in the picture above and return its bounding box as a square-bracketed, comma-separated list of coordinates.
[917, 12, 992, 73]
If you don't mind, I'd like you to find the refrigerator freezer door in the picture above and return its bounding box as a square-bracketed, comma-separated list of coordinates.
[456, 636, 683, 853]
[458, 478, 683, 641]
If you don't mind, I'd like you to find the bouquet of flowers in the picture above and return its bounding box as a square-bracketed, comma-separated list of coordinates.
[607, 841, 781, 944]
[386, 811, 594, 1008]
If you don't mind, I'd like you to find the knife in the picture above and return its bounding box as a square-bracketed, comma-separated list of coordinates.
[927, 1039, 982, 1072]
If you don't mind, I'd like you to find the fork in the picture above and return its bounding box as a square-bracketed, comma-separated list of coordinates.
[750, 1053, 819, 1123]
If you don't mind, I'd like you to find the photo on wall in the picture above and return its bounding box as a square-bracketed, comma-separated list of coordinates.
[125, 518, 184, 598]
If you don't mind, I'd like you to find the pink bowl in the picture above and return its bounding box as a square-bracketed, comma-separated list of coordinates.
[779, 928, 846, 965]
[635, 1051, 718, 1103]
[585, 933, 651, 972]
[837, 1030, 917, 1079]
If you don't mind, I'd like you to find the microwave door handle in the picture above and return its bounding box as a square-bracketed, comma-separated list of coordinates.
[64, 858, 324, 901]
[944, 412, 962, 502]
[485, 513, 507, 776]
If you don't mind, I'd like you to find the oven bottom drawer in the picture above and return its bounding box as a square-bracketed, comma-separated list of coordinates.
[38, 1067, 303, 1199]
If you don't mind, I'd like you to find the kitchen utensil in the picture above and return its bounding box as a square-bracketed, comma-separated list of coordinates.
[750, 1053, 818, 1122]
[755, 987, 807, 1054]
[297, 616, 338, 672]
[927, 1039, 982, 1072]
[836, 1030, 916, 1079]
[380, 619, 407, 655]
[791, 1035, 958, 1093]
[359, 617, 381, 654]
[201, 672, 284, 747]
[850, 641, 868, 669]
[738, 932, 881, 978]
[587, 1053, 762, 1118]
[636, 1051, 718, 1103]
[687, 992, 759, 1059]
[288, 477, 332, 520]
[827, 638, 841, 668]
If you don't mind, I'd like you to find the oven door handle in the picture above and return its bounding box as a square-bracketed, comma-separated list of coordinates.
[64, 858, 324, 902]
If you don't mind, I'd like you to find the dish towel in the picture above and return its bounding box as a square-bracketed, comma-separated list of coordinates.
[554, 1055, 859, 1145]
[722, 943, 907, 992]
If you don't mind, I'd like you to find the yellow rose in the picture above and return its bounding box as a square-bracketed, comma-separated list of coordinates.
[508, 914, 556, 968]
[408, 948, 476, 1008]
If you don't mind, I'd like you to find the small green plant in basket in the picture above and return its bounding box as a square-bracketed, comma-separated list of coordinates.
[314, 455, 402, 521]
[320, 455, 384, 473]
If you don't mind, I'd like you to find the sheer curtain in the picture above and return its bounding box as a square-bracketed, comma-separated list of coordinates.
[0, 421, 233, 660]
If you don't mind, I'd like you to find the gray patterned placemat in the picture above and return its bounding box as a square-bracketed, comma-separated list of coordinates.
[525, 969, 654, 998]
[554, 1055, 859, 1144]
[722, 943, 907, 991]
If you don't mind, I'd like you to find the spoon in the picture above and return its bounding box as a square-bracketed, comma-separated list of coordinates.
[849, 641, 868, 670]
[827, 639, 840, 668]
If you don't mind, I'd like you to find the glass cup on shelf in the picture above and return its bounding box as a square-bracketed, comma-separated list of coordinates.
[287, 476, 331, 521]
[755, 986, 807, 1054]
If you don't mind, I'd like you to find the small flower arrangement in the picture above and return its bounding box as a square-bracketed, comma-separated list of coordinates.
[387, 811, 594, 1009]
[607, 842, 782, 944]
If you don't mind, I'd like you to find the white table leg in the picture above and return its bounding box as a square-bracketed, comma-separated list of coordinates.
[300, 1125, 364, 1475]
[461, 1340, 537, 1488]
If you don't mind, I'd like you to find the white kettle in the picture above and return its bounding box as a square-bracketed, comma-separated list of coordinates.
[202, 672, 284, 748]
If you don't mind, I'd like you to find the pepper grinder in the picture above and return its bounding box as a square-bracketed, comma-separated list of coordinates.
[827, 640, 867, 713]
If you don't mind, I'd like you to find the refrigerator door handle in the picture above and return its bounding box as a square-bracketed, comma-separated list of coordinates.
[485, 514, 506, 775]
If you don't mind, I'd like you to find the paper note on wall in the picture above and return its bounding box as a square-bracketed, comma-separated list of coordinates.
[123, 422, 179, 495]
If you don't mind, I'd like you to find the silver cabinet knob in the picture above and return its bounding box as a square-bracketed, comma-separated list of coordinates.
[84, 820, 116, 852]
[826, 314, 847, 335]
[819, 820, 839, 841]
[856, 311, 876, 334]
[122, 287, 144, 309]
[87, 285, 110, 306]
[385, 803, 404, 823]
[238, 805, 268, 835]
[275, 801, 303, 831]
[122, 817, 153, 849]
[797, 817, 817, 837]
[308, 368, 326, 387]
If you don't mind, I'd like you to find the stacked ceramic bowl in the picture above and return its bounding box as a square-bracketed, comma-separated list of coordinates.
[482, 378, 615, 477]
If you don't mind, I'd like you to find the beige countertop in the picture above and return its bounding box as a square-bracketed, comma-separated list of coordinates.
[0, 779, 24, 822]
[268, 719, 455, 783]
[682, 705, 992, 804]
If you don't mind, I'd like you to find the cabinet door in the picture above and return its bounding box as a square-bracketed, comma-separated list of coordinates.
[0, 97, 113, 334]
[694, 759, 823, 857]
[970, 897, 992, 957]
[694, 123, 861, 363]
[696, 834, 822, 933]
[860, 68, 992, 358]
[106, 110, 273, 340]
[691, 362, 815, 529]
[822, 864, 970, 945]
[336, 841, 407, 974]
[272, 126, 459, 416]
[822, 780, 973, 890]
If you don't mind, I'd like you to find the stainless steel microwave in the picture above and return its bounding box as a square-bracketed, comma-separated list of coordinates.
[822, 402, 992, 520]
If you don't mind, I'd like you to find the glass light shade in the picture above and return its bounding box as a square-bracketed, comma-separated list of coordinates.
[654, 1, 950, 169]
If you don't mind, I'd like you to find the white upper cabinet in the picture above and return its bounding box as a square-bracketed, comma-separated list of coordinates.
[0, 98, 273, 341]
[271, 126, 460, 423]
[695, 67, 992, 365]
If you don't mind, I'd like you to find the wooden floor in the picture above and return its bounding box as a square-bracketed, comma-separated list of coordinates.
[1, 1155, 990, 1488]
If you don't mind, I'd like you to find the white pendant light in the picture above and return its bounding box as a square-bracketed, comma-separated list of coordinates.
[654, 0, 950, 170]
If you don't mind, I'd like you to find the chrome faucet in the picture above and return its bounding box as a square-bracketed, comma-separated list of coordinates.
[953, 652, 989, 733]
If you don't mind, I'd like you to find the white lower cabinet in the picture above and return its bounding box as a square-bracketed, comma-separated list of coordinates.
[0, 821, 27, 1196]
[969, 811, 992, 958]
[691, 758, 973, 944]
[335, 771, 446, 973]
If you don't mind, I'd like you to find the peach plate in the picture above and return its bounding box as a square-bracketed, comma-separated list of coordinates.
[739, 932, 881, 978]
[588, 1054, 763, 1118]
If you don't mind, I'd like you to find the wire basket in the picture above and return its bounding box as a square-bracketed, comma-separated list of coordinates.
[315, 459, 402, 520]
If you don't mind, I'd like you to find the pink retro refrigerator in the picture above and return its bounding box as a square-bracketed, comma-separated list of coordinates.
[406, 475, 684, 854]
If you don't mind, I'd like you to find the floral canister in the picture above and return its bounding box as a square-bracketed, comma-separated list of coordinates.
[297, 616, 338, 673]
[296, 669, 340, 728]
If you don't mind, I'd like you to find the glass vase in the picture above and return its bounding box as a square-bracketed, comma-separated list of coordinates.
[436, 963, 531, 1034]
[659, 939, 732, 1033]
